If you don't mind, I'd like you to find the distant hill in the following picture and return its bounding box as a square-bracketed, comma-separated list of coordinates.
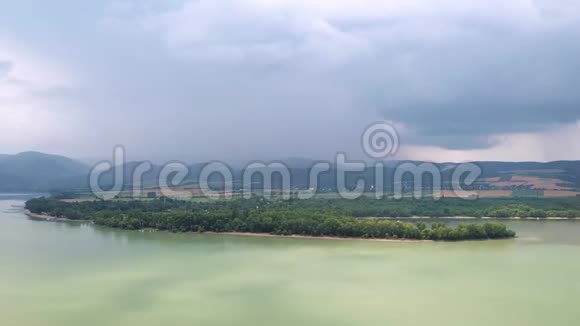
[0, 151, 578, 193]
[0, 152, 89, 192]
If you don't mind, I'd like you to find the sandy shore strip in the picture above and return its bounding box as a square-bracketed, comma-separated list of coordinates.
[23, 209, 57, 221]
[203, 231, 430, 243]
[368, 216, 580, 221]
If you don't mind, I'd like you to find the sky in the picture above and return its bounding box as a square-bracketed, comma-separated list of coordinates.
[1, 0, 579, 163]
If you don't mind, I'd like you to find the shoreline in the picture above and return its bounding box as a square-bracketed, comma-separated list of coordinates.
[202, 231, 431, 243]
[23, 209, 76, 222]
[20, 212, 513, 243]
[368, 216, 580, 221]
[24, 209, 57, 221]
[22, 209, 578, 226]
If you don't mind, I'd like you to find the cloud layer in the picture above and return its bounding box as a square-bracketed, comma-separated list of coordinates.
[1, 0, 579, 162]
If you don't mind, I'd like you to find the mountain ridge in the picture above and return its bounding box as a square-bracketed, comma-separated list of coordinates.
[0, 151, 578, 192]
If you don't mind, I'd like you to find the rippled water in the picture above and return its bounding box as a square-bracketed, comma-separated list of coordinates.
[1, 196, 579, 326]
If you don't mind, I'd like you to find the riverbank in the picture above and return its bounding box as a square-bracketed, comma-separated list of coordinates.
[15, 213, 428, 242]
[20, 212, 514, 243]
[23, 210, 77, 222]
[204, 231, 431, 243]
[24, 209, 57, 221]
[371, 216, 580, 220]
[24, 197, 519, 241]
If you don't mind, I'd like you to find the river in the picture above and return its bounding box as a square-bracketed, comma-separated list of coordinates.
[1, 195, 579, 326]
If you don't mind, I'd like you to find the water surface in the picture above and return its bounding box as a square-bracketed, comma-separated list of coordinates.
[1, 196, 579, 326]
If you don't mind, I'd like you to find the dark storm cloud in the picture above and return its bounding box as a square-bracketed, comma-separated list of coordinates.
[341, 20, 580, 149]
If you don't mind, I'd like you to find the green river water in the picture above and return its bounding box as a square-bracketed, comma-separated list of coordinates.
[1, 195, 579, 326]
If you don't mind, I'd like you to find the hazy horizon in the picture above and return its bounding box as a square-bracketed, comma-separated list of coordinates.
[3, 150, 580, 167]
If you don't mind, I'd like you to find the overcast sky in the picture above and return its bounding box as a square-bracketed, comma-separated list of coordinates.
[1, 0, 579, 163]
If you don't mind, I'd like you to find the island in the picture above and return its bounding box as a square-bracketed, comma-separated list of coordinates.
[24, 197, 519, 241]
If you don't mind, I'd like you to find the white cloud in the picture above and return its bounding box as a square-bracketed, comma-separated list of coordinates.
[2, 0, 580, 161]
[109, 0, 580, 66]
[133, 0, 372, 65]
[0, 40, 82, 154]
[399, 120, 580, 162]
[0, 40, 74, 92]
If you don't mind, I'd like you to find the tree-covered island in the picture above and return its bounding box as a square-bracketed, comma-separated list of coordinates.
[24, 197, 523, 241]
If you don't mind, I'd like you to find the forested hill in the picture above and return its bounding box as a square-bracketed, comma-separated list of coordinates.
[0, 152, 89, 192]
[1, 151, 579, 193]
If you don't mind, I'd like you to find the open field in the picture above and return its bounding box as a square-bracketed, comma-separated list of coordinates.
[58, 187, 580, 203]
[482, 176, 575, 190]
[442, 190, 580, 198]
